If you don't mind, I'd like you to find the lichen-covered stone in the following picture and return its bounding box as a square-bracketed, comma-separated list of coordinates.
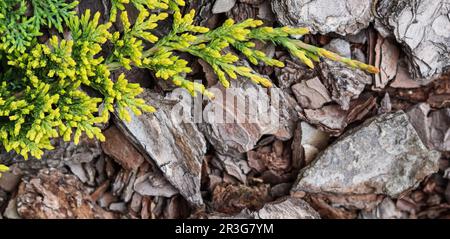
[292, 112, 441, 197]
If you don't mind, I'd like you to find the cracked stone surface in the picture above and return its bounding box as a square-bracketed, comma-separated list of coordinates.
[376, 0, 450, 80]
[114, 89, 206, 206]
[292, 111, 441, 197]
[271, 0, 373, 35]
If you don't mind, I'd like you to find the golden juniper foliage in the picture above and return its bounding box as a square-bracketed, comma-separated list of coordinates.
[0, 164, 8, 177]
[0, 0, 379, 172]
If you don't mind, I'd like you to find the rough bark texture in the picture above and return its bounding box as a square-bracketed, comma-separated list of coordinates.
[16, 169, 116, 219]
[114, 90, 206, 206]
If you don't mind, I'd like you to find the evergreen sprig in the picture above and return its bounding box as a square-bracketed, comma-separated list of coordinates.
[0, 164, 8, 177]
[0, 0, 79, 53]
[0, 0, 379, 174]
[31, 0, 79, 32]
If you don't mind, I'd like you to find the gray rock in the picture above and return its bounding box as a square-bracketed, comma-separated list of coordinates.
[321, 60, 373, 110]
[359, 198, 407, 219]
[212, 0, 236, 14]
[379, 93, 392, 114]
[0, 170, 21, 192]
[217, 154, 250, 183]
[83, 163, 97, 186]
[129, 193, 142, 213]
[270, 183, 293, 198]
[133, 172, 179, 198]
[376, 0, 450, 80]
[292, 77, 332, 109]
[109, 202, 128, 213]
[428, 109, 450, 152]
[201, 78, 298, 157]
[300, 122, 330, 165]
[252, 197, 320, 219]
[66, 162, 88, 183]
[114, 89, 206, 206]
[345, 30, 368, 44]
[121, 171, 136, 203]
[47, 138, 103, 165]
[292, 112, 441, 197]
[271, 0, 373, 36]
[324, 39, 352, 58]
[3, 197, 21, 219]
[374, 37, 400, 89]
[320, 37, 372, 110]
[407, 104, 450, 152]
[352, 48, 367, 63]
[300, 94, 377, 136]
[111, 169, 134, 198]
